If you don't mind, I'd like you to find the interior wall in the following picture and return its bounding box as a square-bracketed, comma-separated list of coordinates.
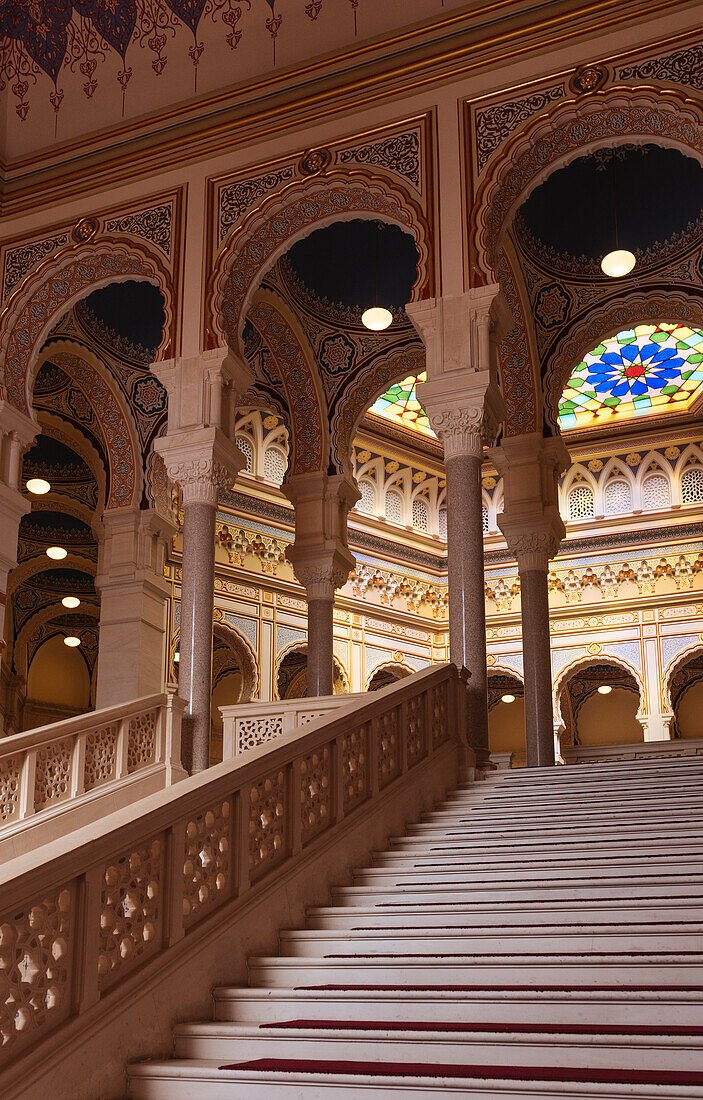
[23, 635, 91, 730]
[488, 699, 526, 758]
[575, 687, 643, 746]
[210, 670, 244, 763]
[675, 679, 703, 739]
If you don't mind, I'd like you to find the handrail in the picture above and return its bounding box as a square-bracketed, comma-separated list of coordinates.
[0, 662, 467, 1075]
[0, 693, 186, 858]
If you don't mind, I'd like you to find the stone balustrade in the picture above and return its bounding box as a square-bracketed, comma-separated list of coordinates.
[220, 693, 365, 755]
[0, 663, 467, 1086]
[0, 694, 186, 861]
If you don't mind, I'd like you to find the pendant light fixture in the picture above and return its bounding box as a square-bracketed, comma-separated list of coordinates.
[362, 223, 392, 331]
[26, 478, 51, 495]
[601, 150, 636, 278]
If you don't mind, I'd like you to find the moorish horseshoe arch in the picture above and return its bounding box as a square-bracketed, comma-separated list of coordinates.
[210, 169, 432, 355]
[35, 340, 142, 510]
[542, 290, 703, 434]
[0, 235, 174, 418]
[274, 640, 350, 699]
[552, 653, 647, 730]
[471, 86, 703, 438]
[170, 620, 260, 702]
[473, 87, 703, 281]
[213, 621, 260, 703]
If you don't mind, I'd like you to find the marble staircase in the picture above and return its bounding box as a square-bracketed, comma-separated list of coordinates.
[127, 754, 703, 1098]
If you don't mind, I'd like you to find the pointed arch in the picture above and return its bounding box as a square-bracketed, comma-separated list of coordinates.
[637, 452, 673, 512]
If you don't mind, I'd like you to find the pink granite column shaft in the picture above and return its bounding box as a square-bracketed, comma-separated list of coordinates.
[519, 568, 555, 767]
[179, 500, 216, 772]
[444, 451, 490, 766]
[307, 597, 335, 696]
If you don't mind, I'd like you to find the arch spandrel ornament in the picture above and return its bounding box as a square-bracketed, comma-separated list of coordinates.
[0, 237, 174, 417]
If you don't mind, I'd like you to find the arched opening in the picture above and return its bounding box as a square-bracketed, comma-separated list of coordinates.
[367, 663, 412, 691]
[488, 671, 526, 766]
[557, 661, 643, 748]
[24, 633, 92, 730]
[276, 646, 348, 700]
[668, 650, 703, 740]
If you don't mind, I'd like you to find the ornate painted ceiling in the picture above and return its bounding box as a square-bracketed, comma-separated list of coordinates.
[0, 0, 466, 157]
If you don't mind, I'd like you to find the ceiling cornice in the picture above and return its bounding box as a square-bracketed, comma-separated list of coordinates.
[0, 0, 695, 218]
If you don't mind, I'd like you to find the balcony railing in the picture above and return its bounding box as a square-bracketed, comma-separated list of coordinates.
[220, 692, 365, 756]
[0, 693, 186, 861]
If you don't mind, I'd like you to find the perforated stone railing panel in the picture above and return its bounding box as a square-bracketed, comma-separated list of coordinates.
[249, 770, 286, 880]
[406, 694, 427, 768]
[0, 882, 74, 1059]
[0, 666, 462, 1079]
[183, 799, 232, 929]
[33, 739, 73, 811]
[431, 682, 449, 748]
[299, 711, 327, 726]
[98, 835, 164, 991]
[0, 758, 20, 824]
[236, 716, 283, 753]
[83, 725, 118, 791]
[342, 725, 369, 813]
[127, 711, 157, 773]
[377, 707, 401, 789]
[300, 745, 331, 845]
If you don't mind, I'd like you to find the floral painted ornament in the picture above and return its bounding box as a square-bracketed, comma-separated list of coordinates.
[559, 323, 703, 430]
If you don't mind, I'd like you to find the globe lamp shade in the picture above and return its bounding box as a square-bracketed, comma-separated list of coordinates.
[600, 249, 636, 278]
[362, 306, 393, 331]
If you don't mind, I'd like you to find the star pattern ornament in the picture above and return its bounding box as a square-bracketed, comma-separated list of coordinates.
[559, 323, 703, 430]
[370, 371, 435, 437]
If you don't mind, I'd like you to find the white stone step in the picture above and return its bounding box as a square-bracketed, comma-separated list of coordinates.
[127, 1057, 703, 1098]
[351, 860, 703, 885]
[306, 904, 703, 929]
[246, 953, 703, 988]
[329, 881, 703, 905]
[171, 1020, 703, 1072]
[213, 984, 703, 1028]
[371, 844, 703, 868]
[278, 928, 703, 957]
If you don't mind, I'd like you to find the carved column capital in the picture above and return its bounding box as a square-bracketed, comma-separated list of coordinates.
[500, 520, 564, 572]
[287, 547, 355, 600]
[427, 405, 484, 459]
[154, 427, 245, 507]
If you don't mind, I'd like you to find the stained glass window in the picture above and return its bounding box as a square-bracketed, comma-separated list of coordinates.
[369, 372, 435, 437]
[559, 323, 703, 431]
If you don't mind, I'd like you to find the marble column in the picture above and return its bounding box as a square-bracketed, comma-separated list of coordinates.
[432, 417, 491, 765]
[95, 507, 176, 708]
[285, 473, 359, 698]
[154, 348, 251, 771]
[0, 403, 37, 736]
[492, 433, 569, 769]
[407, 288, 509, 768]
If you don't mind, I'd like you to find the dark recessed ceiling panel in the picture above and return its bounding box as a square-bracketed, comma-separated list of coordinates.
[517, 144, 703, 264]
[83, 280, 166, 352]
[284, 220, 419, 312]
